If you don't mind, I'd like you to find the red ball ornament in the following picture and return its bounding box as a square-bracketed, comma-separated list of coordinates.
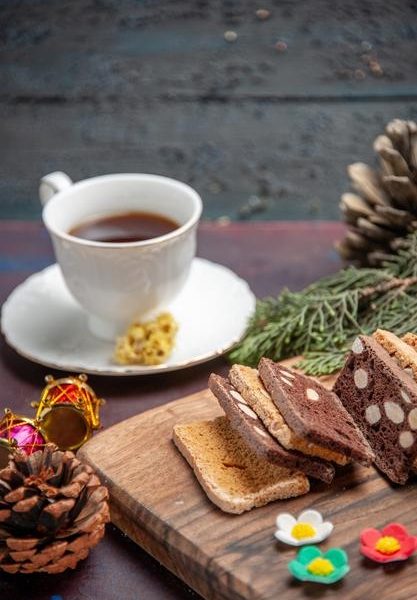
[0, 410, 45, 468]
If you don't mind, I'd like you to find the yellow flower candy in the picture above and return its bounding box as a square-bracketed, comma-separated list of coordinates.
[375, 536, 401, 555]
[307, 557, 335, 577]
[291, 522, 317, 540]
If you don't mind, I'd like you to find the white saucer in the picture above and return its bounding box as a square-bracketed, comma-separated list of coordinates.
[1, 258, 255, 376]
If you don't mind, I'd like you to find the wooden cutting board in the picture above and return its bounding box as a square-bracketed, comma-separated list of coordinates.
[79, 381, 417, 600]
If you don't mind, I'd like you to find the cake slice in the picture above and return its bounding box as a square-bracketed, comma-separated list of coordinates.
[229, 364, 349, 465]
[258, 358, 374, 466]
[208, 374, 336, 483]
[173, 417, 309, 514]
[372, 330, 417, 472]
[403, 332, 417, 352]
[334, 335, 417, 484]
[374, 329, 417, 381]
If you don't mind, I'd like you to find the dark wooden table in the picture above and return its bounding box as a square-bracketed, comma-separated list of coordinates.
[0, 220, 344, 599]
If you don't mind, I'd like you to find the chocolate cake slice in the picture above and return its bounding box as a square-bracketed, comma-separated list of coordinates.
[376, 330, 417, 473]
[334, 335, 417, 484]
[229, 364, 349, 465]
[208, 374, 335, 484]
[258, 358, 373, 465]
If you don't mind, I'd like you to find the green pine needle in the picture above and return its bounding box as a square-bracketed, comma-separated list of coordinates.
[229, 232, 417, 375]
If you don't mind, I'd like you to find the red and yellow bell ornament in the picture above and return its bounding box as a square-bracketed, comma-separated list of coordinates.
[0, 409, 46, 468]
[33, 374, 104, 451]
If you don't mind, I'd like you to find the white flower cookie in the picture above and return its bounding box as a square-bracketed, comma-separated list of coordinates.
[275, 509, 333, 546]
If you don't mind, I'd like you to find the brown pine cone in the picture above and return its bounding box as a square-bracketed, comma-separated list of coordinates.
[338, 119, 417, 266]
[0, 444, 109, 574]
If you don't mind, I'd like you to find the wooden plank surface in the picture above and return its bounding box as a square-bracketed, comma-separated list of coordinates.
[79, 386, 417, 600]
[2, 0, 417, 220]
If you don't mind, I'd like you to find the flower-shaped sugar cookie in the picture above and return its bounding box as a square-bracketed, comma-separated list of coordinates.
[275, 510, 333, 546]
[360, 523, 417, 563]
[288, 546, 349, 584]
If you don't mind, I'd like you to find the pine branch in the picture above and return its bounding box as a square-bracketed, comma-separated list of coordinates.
[296, 351, 347, 376]
[384, 234, 417, 278]
[229, 231, 417, 375]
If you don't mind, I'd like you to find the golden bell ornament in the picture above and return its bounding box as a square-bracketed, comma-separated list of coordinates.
[32, 374, 104, 451]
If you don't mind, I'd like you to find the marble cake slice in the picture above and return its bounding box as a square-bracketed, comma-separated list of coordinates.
[375, 330, 417, 473]
[229, 364, 349, 465]
[208, 374, 335, 484]
[258, 358, 374, 466]
[334, 335, 417, 485]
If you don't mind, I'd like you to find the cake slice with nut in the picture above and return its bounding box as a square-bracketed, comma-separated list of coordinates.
[258, 358, 373, 466]
[374, 329, 417, 381]
[334, 335, 417, 484]
[229, 364, 349, 465]
[402, 332, 417, 352]
[209, 374, 336, 483]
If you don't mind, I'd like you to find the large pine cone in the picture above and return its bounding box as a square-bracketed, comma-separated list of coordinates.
[0, 444, 109, 574]
[337, 119, 417, 266]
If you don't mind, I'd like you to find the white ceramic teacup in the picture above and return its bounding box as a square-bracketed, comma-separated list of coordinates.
[39, 172, 202, 341]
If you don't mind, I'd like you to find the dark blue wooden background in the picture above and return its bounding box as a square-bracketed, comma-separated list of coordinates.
[1, 0, 417, 220]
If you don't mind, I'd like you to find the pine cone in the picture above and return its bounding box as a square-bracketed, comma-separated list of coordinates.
[0, 444, 109, 574]
[337, 119, 417, 266]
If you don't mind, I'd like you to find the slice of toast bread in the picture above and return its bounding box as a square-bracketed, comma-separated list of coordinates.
[258, 358, 374, 465]
[173, 417, 309, 514]
[229, 364, 349, 466]
[208, 374, 335, 483]
[334, 335, 417, 484]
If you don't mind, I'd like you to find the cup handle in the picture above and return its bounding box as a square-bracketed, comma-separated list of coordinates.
[39, 171, 73, 206]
